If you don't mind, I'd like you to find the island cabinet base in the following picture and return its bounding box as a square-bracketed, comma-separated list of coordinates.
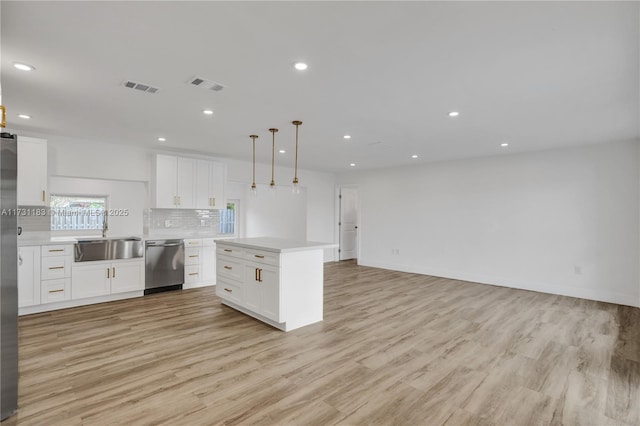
[216, 238, 332, 332]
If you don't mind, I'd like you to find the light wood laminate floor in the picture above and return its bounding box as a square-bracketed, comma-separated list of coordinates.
[4, 261, 640, 425]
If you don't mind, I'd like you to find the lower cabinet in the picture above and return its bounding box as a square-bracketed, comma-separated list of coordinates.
[18, 246, 41, 307]
[244, 262, 279, 322]
[72, 260, 144, 300]
[183, 238, 216, 289]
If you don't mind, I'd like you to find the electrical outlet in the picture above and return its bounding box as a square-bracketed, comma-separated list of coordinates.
[164, 219, 172, 228]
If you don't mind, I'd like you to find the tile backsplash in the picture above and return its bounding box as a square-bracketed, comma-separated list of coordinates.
[146, 209, 221, 235]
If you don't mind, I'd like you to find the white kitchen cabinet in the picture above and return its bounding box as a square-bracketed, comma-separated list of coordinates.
[216, 238, 334, 331]
[18, 246, 41, 307]
[40, 244, 73, 303]
[152, 155, 196, 208]
[196, 160, 226, 209]
[183, 238, 216, 289]
[17, 136, 47, 206]
[110, 261, 144, 293]
[72, 259, 144, 299]
[71, 262, 111, 299]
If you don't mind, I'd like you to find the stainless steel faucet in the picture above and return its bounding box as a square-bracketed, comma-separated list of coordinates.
[102, 211, 108, 238]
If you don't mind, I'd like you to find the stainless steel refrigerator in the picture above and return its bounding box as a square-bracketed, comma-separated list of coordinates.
[0, 132, 18, 420]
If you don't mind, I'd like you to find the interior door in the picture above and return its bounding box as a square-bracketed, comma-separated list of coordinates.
[339, 187, 358, 260]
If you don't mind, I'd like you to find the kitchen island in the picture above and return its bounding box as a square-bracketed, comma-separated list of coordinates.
[215, 237, 336, 331]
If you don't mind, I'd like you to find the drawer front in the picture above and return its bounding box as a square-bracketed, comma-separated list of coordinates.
[185, 247, 201, 265]
[41, 256, 72, 279]
[245, 249, 279, 266]
[185, 264, 201, 283]
[184, 239, 201, 248]
[217, 245, 243, 259]
[202, 238, 216, 247]
[41, 278, 71, 304]
[42, 245, 73, 257]
[216, 279, 243, 305]
[217, 256, 243, 282]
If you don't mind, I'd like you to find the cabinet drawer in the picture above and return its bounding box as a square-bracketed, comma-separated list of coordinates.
[41, 256, 71, 279]
[217, 245, 243, 259]
[41, 278, 71, 304]
[184, 239, 201, 248]
[217, 256, 243, 282]
[185, 247, 201, 265]
[42, 245, 73, 257]
[216, 279, 243, 305]
[185, 264, 201, 283]
[245, 249, 279, 266]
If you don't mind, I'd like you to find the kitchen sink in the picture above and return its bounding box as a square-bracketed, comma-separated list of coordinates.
[74, 237, 144, 262]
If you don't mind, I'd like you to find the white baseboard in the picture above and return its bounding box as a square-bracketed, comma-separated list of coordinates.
[19, 291, 144, 315]
[359, 259, 639, 308]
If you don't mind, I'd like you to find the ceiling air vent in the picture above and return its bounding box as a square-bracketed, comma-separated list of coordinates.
[187, 76, 225, 92]
[122, 80, 160, 94]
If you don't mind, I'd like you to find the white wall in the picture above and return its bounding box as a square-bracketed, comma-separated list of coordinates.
[49, 176, 146, 237]
[338, 140, 640, 307]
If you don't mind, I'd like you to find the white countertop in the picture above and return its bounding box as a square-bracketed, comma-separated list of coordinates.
[215, 237, 337, 253]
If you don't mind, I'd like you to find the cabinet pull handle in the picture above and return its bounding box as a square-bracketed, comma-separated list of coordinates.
[188, 272, 198, 276]
[42, 190, 45, 202]
[212, 197, 215, 206]
[49, 289, 64, 294]
[255, 268, 258, 281]
[189, 255, 199, 258]
[224, 288, 232, 293]
[49, 249, 64, 252]
[254, 255, 265, 259]
[112, 267, 116, 277]
[224, 249, 232, 252]
[48, 266, 64, 270]
[107, 268, 110, 279]
[224, 265, 232, 270]
[259, 268, 263, 282]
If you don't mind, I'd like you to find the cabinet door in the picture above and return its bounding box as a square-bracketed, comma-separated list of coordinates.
[154, 155, 178, 208]
[209, 161, 226, 209]
[71, 263, 111, 299]
[17, 137, 47, 206]
[244, 264, 261, 312]
[195, 160, 212, 209]
[111, 262, 144, 293]
[18, 246, 41, 307]
[201, 245, 216, 283]
[176, 157, 196, 208]
[258, 264, 280, 322]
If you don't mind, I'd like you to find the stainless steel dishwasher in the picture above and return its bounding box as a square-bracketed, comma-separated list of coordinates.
[144, 239, 184, 295]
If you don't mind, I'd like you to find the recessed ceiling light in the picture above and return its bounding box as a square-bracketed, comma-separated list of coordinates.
[501, 143, 509, 147]
[343, 135, 351, 140]
[279, 150, 286, 154]
[293, 62, 308, 71]
[14, 62, 35, 71]
[18, 114, 31, 119]
[157, 137, 166, 142]
[411, 154, 418, 159]
[349, 163, 356, 167]
[448, 111, 459, 117]
[202, 109, 214, 115]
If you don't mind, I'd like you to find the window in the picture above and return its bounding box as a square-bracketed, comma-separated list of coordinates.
[219, 201, 238, 236]
[50, 194, 107, 231]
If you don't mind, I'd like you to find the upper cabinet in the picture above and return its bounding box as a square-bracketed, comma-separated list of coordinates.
[18, 136, 48, 206]
[195, 160, 226, 209]
[153, 154, 226, 210]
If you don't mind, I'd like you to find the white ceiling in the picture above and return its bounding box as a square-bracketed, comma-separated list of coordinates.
[2, 1, 638, 172]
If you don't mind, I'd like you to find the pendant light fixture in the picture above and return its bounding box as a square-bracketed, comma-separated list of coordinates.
[249, 134, 258, 196]
[269, 128, 278, 191]
[291, 120, 302, 194]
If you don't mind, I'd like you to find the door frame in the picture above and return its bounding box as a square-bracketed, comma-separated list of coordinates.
[334, 184, 360, 263]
